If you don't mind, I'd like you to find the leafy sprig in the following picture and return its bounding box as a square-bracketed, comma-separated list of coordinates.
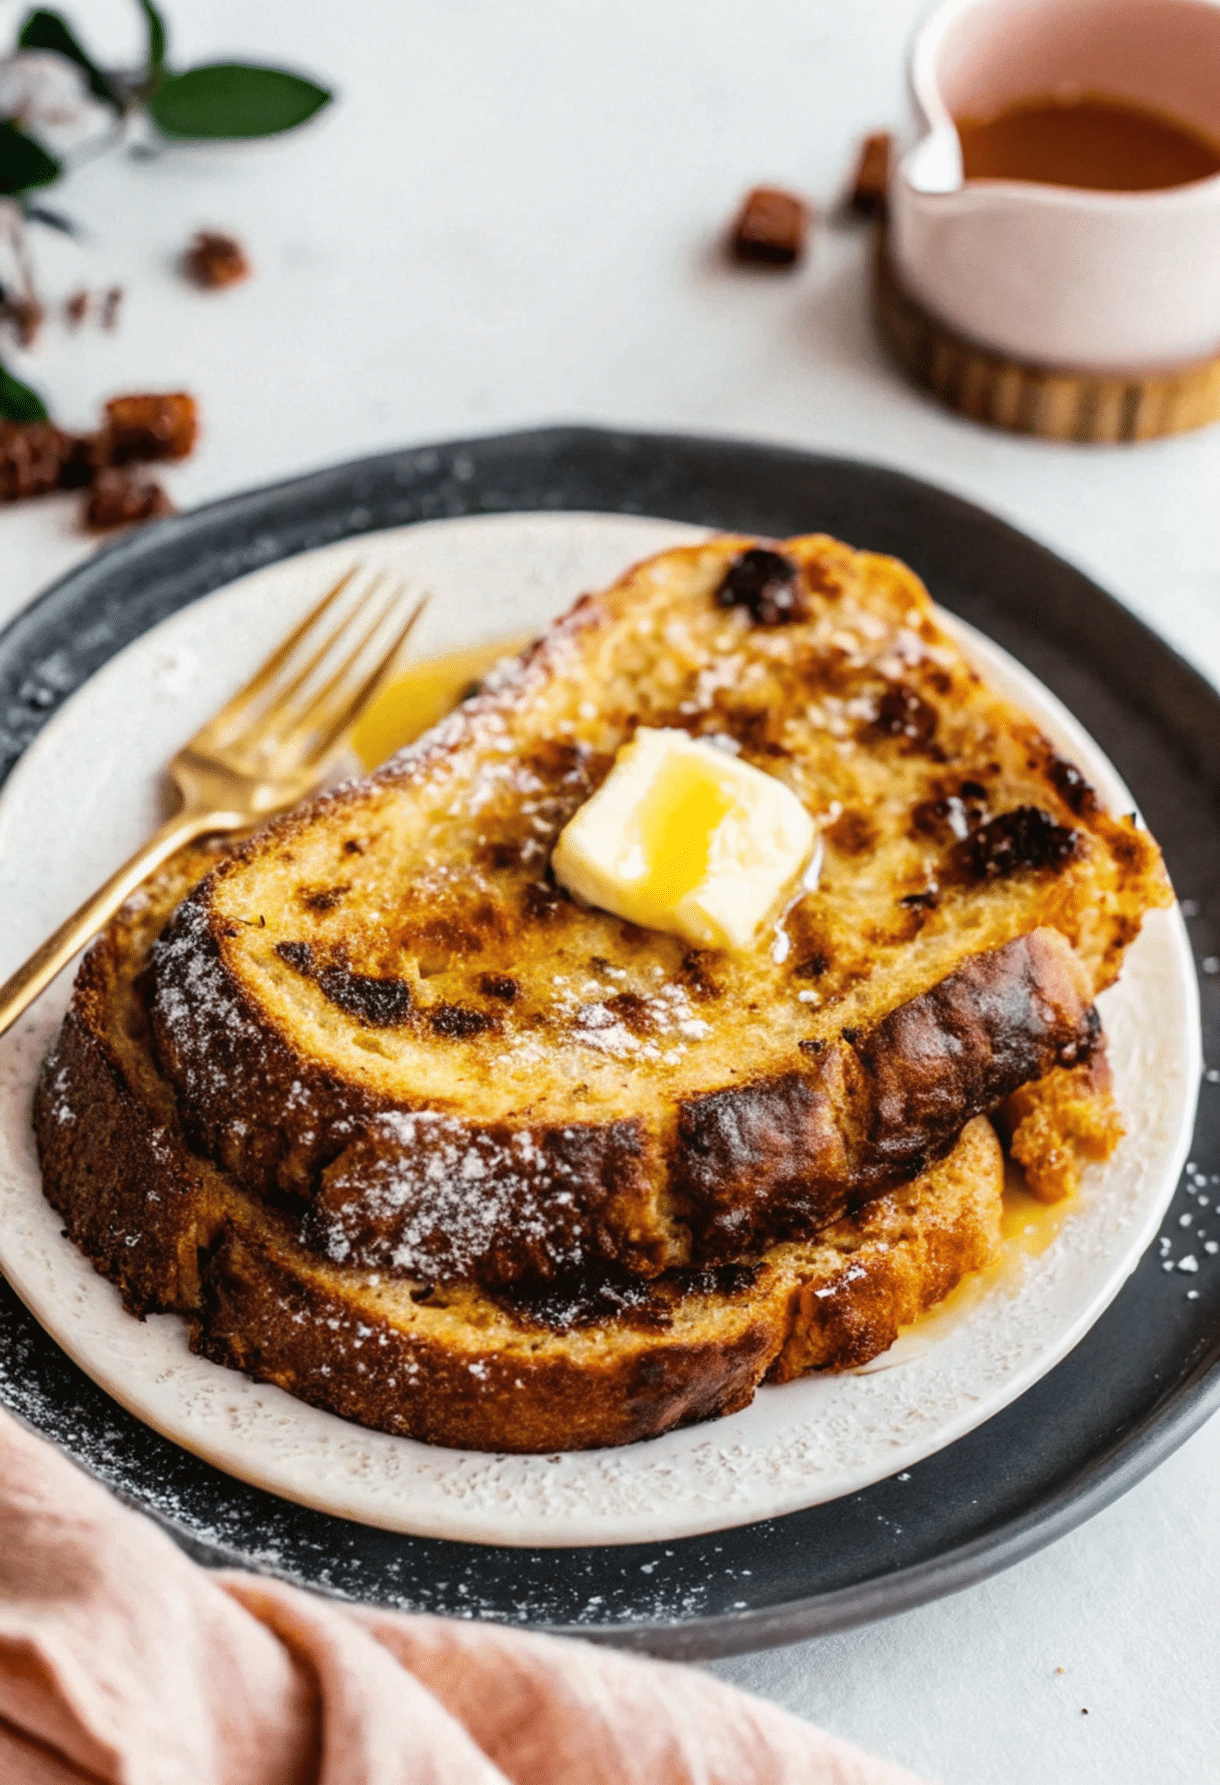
[149, 65, 331, 140]
[0, 357, 49, 421]
[0, 1, 332, 200]
[139, 0, 166, 84]
[0, 118, 60, 195]
[17, 9, 125, 109]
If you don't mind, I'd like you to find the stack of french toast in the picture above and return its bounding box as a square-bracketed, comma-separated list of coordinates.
[36, 534, 1172, 1452]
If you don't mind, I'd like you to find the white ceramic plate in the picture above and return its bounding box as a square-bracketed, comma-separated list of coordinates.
[0, 512, 1199, 1548]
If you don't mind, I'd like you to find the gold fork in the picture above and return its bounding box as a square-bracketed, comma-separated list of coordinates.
[0, 565, 427, 1039]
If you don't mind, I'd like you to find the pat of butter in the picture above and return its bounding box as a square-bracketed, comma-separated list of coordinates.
[552, 728, 815, 950]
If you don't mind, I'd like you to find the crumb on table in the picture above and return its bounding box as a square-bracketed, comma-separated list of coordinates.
[84, 466, 174, 531]
[728, 186, 811, 267]
[850, 132, 892, 216]
[183, 231, 251, 289]
[102, 392, 198, 464]
[0, 423, 92, 502]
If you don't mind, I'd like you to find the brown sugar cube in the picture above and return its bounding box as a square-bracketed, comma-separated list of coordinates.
[850, 132, 892, 216]
[102, 392, 198, 464]
[56, 432, 98, 489]
[84, 467, 174, 531]
[0, 423, 94, 502]
[0, 423, 65, 502]
[729, 186, 811, 266]
[183, 231, 251, 290]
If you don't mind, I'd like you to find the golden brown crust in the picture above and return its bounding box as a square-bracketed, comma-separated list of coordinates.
[150, 902, 1090, 1291]
[194, 1228, 784, 1453]
[768, 1129, 1004, 1380]
[143, 532, 1169, 1290]
[35, 857, 1005, 1452]
[997, 1053, 1123, 1203]
[670, 928, 1096, 1261]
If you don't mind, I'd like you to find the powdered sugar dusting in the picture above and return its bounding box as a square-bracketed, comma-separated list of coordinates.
[152, 899, 273, 1103]
[0, 513, 1198, 1553]
[321, 1110, 593, 1278]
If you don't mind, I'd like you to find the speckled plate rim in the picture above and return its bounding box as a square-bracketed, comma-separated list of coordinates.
[0, 506, 1198, 1548]
[0, 428, 1214, 1654]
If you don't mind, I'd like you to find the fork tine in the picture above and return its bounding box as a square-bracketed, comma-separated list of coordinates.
[239, 572, 389, 748]
[289, 583, 402, 731]
[299, 591, 430, 770]
[255, 580, 406, 770]
[194, 563, 361, 746]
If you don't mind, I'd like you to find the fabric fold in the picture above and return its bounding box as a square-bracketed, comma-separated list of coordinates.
[0, 1407, 927, 1784]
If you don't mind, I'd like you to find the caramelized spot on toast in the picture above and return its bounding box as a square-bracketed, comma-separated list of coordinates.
[275, 941, 314, 972]
[959, 806, 1080, 880]
[870, 683, 938, 749]
[795, 951, 829, 979]
[521, 880, 570, 921]
[603, 991, 654, 1034]
[825, 809, 878, 856]
[497, 1260, 765, 1333]
[479, 973, 520, 1002]
[680, 949, 722, 1001]
[1046, 752, 1100, 816]
[911, 779, 991, 844]
[299, 883, 350, 912]
[275, 941, 412, 1027]
[716, 547, 810, 625]
[317, 969, 412, 1028]
[496, 1274, 674, 1332]
[429, 1002, 499, 1038]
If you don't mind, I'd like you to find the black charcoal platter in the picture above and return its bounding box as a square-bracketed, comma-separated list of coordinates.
[1, 427, 1217, 1660]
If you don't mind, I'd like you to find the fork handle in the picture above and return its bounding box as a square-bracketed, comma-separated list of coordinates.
[0, 807, 242, 1041]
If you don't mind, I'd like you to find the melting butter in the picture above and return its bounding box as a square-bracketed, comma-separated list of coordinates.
[551, 727, 815, 950]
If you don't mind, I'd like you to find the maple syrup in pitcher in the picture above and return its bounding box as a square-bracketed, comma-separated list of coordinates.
[957, 91, 1220, 192]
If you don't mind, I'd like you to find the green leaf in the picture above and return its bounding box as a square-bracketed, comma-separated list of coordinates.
[0, 120, 62, 196]
[0, 359, 50, 423]
[147, 63, 332, 140]
[17, 9, 124, 110]
[138, 0, 167, 81]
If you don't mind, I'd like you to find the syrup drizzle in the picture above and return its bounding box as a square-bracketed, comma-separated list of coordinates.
[853, 1162, 1073, 1373]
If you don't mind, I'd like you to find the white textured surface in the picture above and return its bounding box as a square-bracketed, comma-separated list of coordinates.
[0, 512, 1196, 1546]
[1, 0, 1218, 1775]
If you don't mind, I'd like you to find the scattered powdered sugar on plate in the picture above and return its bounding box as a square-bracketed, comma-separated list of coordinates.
[0, 513, 1200, 1549]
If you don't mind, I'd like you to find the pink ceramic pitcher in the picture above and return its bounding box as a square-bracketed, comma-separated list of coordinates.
[890, 0, 1220, 369]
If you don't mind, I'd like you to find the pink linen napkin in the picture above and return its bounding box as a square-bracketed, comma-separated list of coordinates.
[0, 1406, 928, 1784]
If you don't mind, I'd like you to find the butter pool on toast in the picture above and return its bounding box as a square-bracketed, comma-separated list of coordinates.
[36, 531, 1171, 1452]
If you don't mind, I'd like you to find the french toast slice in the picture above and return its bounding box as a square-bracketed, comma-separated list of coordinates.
[146, 533, 1169, 1290]
[36, 847, 1006, 1452]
